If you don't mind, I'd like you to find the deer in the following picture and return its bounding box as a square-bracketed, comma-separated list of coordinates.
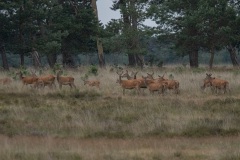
[0, 77, 12, 85]
[201, 73, 230, 94]
[157, 74, 180, 94]
[83, 79, 100, 88]
[146, 71, 179, 94]
[35, 74, 56, 89]
[142, 76, 167, 95]
[56, 70, 76, 89]
[17, 71, 39, 88]
[121, 70, 148, 90]
[116, 70, 141, 95]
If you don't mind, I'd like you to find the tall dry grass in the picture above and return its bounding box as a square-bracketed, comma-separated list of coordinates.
[0, 65, 240, 159]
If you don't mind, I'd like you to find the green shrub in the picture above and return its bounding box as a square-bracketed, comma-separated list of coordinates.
[88, 65, 98, 76]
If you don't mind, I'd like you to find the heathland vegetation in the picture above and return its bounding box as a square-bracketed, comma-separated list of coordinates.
[0, 65, 240, 160]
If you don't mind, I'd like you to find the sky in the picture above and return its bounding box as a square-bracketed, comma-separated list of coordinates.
[97, 0, 157, 27]
[97, 0, 121, 25]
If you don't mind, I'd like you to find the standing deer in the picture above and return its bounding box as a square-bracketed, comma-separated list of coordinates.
[56, 70, 76, 89]
[121, 70, 147, 92]
[157, 74, 180, 94]
[202, 73, 230, 94]
[142, 76, 167, 95]
[116, 70, 141, 95]
[146, 72, 179, 94]
[17, 71, 39, 88]
[35, 74, 56, 89]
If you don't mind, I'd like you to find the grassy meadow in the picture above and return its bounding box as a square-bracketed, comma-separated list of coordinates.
[0, 65, 240, 160]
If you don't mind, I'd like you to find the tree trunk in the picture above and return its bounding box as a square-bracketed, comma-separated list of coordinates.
[62, 49, 75, 68]
[189, 48, 199, 68]
[20, 52, 25, 66]
[209, 47, 215, 69]
[227, 44, 239, 67]
[0, 44, 9, 70]
[120, 0, 137, 66]
[91, 0, 105, 68]
[97, 38, 105, 68]
[128, 54, 136, 66]
[47, 53, 57, 68]
[31, 48, 41, 69]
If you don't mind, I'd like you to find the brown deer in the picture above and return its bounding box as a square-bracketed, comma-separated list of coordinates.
[202, 73, 230, 94]
[142, 76, 167, 95]
[35, 74, 56, 89]
[56, 70, 76, 89]
[157, 74, 180, 94]
[147, 72, 180, 94]
[17, 71, 39, 88]
[83, 80, 100, 88]
[116, 70, 141, 95]
[121, 70, 147, 90]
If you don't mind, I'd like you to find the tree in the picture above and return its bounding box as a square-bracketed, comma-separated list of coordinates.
[148, 0, 240, 68]
[109, 0, 149, 67]
[91, 0, 105, 68]
[197, 0, 235, 69]
[148, 0, 202, 68]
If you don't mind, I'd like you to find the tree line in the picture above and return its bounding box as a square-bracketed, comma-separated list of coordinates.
[1, 0, 240, 70]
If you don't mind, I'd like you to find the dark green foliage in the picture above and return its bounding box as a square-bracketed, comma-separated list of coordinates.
[88, 65, 98, 75]
[0, 0, 99, 67]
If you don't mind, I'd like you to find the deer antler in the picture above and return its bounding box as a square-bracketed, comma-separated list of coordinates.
[116, 70, 123, 76]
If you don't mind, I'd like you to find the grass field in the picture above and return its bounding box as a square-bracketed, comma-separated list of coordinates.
[0, 65, 240, 160]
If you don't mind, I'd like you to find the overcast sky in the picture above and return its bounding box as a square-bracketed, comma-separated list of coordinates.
[97, 0, 156, 27]
[97, 0, 120, 25]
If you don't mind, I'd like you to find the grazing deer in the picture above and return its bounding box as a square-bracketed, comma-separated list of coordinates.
[116, 70, 141, 95]
[17, 71, 39, 88]
[35, 74, 56, 89]
[202, 73, 230, 94]
[83, 80, 100, 88]
[0, 77, 12, 85]
[142, 76, 167, 95]
[56, 70, 76, 89]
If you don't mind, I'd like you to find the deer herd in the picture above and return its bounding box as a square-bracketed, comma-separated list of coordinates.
[0, 69, 231, 95]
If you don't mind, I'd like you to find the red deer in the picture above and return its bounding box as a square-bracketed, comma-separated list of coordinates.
[17, 71, 39, 88]
[157, 74, 180, 94]
[116, 70, 141, 95]
[35, 74, 56, 89]
[142, 76, 167, 95]
[146, 72, 179, 94]
[202, 73, 230, 94]
[56, 70, 76, 89]
[121, 70, 147, 91]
